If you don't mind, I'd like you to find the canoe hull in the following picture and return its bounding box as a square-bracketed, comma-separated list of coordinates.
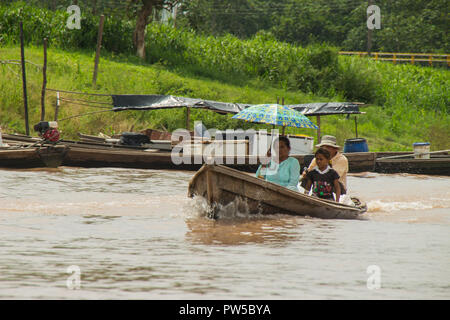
[0, 145, 68, 169]
[188, 164, 366, 220]
[375, 158, 450, 175]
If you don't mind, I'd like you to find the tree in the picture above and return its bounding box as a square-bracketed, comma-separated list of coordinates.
[179, 0, 274, 38]
[129, 0, 180, 59]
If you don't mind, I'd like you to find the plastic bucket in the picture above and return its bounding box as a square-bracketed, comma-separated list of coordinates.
[343, 138, 369, 153]
[413, 142, 430, 159]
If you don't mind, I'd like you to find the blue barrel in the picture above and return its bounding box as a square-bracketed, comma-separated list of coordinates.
[344, 138, 369, 153]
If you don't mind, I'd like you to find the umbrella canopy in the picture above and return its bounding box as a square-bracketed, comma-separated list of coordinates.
[232, 104, 318, 129]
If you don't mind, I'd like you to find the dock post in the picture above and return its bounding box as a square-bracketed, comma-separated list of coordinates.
[54, 91, 60, 121]
[185, 107, 190, 131]
[367, 0, 373, 57]
[41, 38, 48, 121]
[20, 21, 30, 136]
[92, 15, 105, 87]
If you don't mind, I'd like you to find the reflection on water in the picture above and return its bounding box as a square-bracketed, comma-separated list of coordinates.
[185, 215, 302, 246]
[183, 197, 340, 246]
[0, 167, 449, 299]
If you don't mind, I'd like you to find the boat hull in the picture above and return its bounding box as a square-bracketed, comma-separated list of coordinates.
[375, 157, 450, 175]
[188, 164, 366, 220]
[0, 145, 68, 169]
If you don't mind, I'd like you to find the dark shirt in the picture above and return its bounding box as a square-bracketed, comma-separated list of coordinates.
[306, 167, 340, 200]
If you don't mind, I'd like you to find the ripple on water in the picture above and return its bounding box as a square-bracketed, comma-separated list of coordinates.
[0, 168, 449, 299]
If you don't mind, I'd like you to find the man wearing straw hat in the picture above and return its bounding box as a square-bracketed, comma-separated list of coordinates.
[301, 135, 349, 192]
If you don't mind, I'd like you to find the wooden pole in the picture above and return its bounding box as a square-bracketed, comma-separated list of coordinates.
[316, 115, 321, 143]
[173, 4, 178, 28]
[354, 116, 358, 138]
[40, 38, 48, 121]
[93, 0, 97, 15]
[367, 0, 373, 56]
[92, 15, 105, 87]
[20, 22, 30, 136]
[54, 91, 60, 121]
[185, 107, 191, 131]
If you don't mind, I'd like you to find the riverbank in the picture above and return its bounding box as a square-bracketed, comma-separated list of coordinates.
[0, 46, 448, 152]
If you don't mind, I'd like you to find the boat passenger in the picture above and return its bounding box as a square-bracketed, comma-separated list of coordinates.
[302, 135, 348, 192]
[303, 148, 341, 202]
[256, 136, 300, 191]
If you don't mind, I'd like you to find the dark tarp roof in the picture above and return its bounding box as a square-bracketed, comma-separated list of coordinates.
[111, 95, 363, 116]
[288, 102, 362, 116]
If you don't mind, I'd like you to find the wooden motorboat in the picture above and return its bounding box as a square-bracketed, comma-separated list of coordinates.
[2, 133, 260, 171]
[375, 152, 450, 176]
[0, 144, 69, 168]
[2, 133, 376, 173]
[188, 164, 367, 220]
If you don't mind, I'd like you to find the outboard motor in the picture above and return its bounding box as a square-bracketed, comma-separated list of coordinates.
[34, 121, 60, 143]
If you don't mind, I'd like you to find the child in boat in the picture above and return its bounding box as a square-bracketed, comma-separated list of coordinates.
[303, 148, 341, 202]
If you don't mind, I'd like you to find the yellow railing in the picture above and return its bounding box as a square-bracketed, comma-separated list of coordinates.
[339, 51, 450, 66]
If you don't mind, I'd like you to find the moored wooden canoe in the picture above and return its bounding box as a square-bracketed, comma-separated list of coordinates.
[0, 145, 68, 168]
[375, 158, 450, 175]
[188, 164, 367, 220]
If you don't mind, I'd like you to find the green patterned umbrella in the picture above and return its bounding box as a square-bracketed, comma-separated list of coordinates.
[232, 104, 318, 129]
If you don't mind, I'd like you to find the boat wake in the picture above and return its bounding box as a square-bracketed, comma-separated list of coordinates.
[186, 196, 274, 220]
[367, 198, 449, 213]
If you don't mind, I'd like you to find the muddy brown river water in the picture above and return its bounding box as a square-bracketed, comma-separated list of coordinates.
[0, 167, 449, 299]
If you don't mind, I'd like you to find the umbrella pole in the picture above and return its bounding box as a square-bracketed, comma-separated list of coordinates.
[270, 124, 275, 153]
[316, 115, 321, 143]
[281, 98, 285, 137]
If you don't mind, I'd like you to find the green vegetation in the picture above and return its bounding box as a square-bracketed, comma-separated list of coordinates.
[0, 2, 449, 152]
[2, 0, 448, 53]
[0, 2, 134, 54]
[179, 0, 449, 53]
[1, 46, 448, 152]
[0, 46, 325, 138]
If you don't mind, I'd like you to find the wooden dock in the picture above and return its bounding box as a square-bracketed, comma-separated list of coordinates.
[2, 133, 448, 175]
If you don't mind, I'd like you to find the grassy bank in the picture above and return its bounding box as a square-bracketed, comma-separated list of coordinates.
[0, 46, 448, 151]
[0, 46, 329, 139]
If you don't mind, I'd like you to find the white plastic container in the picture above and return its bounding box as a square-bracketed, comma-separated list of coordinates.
[250, 131, 314, 156]
[287, 134, 315, 155]
[413, 142, 430, 159]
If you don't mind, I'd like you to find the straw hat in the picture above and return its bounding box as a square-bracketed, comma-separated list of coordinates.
[315, 135, 340, 149]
